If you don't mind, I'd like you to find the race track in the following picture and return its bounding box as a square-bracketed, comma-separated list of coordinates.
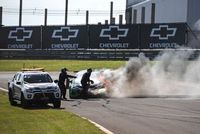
[1, 72, 200, 134]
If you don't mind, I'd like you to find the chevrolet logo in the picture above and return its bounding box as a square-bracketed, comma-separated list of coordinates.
[150, 25, 177, 40]
[100, 26, 129, 40]
[52, 27, 79, 41]
[8, 27, 33, 42]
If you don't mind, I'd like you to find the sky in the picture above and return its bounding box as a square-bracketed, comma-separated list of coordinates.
[1, 0, 126, 26]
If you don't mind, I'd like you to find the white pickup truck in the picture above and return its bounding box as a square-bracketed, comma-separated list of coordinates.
[8, 71, 61, 108]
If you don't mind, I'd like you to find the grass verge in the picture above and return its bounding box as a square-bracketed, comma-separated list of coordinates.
[0, 91, 105, 134]
[0, 60, 126, 71]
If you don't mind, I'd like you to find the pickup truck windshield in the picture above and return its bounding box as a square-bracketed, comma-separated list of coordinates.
[24, 74, 53, 83]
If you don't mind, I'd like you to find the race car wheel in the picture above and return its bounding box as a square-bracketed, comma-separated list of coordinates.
[21, 92, 29, 108]
[53, 100, 61, 108]
[8, 89, 17, 106]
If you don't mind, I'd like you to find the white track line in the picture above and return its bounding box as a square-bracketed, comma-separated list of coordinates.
[82, 117, 114, 134]
[0, 87, 8, 92]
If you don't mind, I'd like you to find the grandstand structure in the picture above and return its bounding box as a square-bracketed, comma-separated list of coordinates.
[125, 0, 200, 29]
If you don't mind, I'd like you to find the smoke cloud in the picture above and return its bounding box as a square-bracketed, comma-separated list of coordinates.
[97, 20, 200, 98]
[98, 20, 200, 98]
[100, 50, 200, 98]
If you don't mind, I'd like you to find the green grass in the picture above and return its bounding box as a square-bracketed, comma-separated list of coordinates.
[0, 91, 105, 134]
[0, 60, 126, 71]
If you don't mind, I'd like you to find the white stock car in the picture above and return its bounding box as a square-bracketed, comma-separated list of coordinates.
[8, 71, 61, 108]
[69, 70, 106, 98]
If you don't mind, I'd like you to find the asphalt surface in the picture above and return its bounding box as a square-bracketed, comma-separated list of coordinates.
[1, 72, 200, 134]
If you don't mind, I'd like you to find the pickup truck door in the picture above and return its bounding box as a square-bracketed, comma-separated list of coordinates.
[13, 74, 22, 99]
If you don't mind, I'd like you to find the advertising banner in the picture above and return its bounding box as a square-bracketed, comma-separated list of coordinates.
[89, 25, 139, 49]
[0, 26, 41, 49]
[140, 23, 186, 49]
[0, 23, 187, 50]
[42, 26, 88, 49]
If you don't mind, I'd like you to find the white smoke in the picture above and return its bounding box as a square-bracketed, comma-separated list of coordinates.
[100, 50, 200, 98]
[98, 21, 200, 98]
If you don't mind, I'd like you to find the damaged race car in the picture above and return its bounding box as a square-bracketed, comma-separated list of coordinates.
[69, 70, 107, 98]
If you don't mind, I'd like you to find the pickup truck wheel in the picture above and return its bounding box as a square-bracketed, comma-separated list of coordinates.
[21, 93, 29, 108]
[8, 90, 17, 106]
[53, 100, 61, 108]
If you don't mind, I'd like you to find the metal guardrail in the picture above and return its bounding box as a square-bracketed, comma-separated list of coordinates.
[1, 49, 199, 60]
[0, 49, 160, 60]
